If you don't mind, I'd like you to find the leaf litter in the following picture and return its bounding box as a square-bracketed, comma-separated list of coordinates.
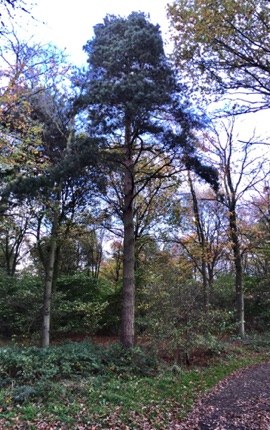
[1, 362, 270, 429]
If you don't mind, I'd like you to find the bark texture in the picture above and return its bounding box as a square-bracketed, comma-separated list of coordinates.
[120, 122, 135, 348]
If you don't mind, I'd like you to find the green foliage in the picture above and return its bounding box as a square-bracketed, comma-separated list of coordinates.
[211, 273, 235, 310]
[0, 258, 267, 346]
[245, 333, 270, 352]
[0, 273, 43, 337]
[134, 251, 239, 363]
[54, 300, 108, 334]
[244, 275, 270, 330]
[0, 341, 158, 386]
[80, 11, 218, 187]
[56, 273, 100, 301]
[101, 343, 158, 377]
[0, 339, 268, 428]
[83, 12, 176, 124]
[54, 274, 117, 335]
[98, 285, 122, 335]
[0, 272, 119, 340]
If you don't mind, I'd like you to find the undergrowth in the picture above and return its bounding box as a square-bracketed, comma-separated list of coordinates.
[0, 336, 269, 429]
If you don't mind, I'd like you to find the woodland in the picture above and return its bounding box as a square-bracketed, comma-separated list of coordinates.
[0, 0, 270, 428]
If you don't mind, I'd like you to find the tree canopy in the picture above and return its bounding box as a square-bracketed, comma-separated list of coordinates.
[82, 12, 181, 133]
[168, 0, 270, 112]
[0, 0, 31, 32]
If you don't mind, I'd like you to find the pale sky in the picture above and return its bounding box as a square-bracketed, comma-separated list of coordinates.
[22, 0, 171, 65]
[11, 0, 269, 141]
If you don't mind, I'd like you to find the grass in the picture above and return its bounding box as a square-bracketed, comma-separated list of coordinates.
[0, 335, 269, 429]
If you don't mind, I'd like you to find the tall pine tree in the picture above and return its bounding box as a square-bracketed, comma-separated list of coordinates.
[80, 12, 218, 347]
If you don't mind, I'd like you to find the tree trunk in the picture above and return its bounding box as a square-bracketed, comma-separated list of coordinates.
[223, 134, 245, 338]
[188, 171, 209, 307]
[207, 264, 214, 296]
[41, 215, 58, 348]
[120, 121, 135, 348]
[229, 208, 245, 337]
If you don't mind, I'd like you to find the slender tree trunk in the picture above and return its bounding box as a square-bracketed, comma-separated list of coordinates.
[188, 171, 209, 307]
[52, 243, 61, 286]
[207, 264, 214, 296]
[229, 208, 245, 337]
[120, 121, 135, 348]
[5, 236, 11, 276]
[40, 121, 76, 347]
[224, 145, 245, 337]
[201, 260, 209, 307]
[41, 213, 58, 348]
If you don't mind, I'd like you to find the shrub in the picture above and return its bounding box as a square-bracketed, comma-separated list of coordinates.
[53, 274, 118, 336]
[0, 274, 43, 338]
[0, 341, 158, 388]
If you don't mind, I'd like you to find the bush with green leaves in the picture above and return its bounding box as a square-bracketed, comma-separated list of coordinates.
[136, 262, 235, 364]
[0, 341, 158, 388]
[0, 273, 43, 337]
[98, 284, 122, 335]
[0, 272, 118, 340]
[55, 273, 101, 301]
[53, 299, 109, 335]
[53, 274, 116, 336]
[244, 275, 270, 331]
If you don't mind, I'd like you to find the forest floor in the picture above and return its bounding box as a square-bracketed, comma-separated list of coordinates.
[0, 336, 270, 429]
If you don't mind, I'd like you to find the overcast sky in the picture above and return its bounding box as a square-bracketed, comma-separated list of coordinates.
[21, 0, 171, 65]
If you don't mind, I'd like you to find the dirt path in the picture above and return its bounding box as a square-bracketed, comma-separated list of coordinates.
[178, 362, 270, 429]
